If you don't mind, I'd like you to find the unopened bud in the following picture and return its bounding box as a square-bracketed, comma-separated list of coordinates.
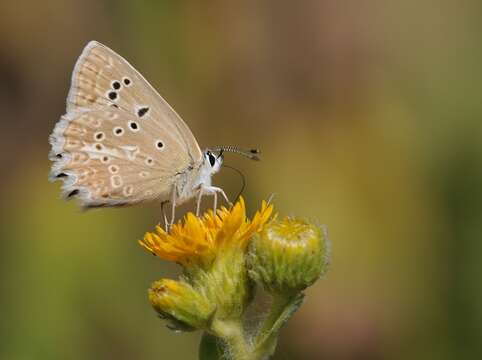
[149, 279, 215, 331]
[248, 218, 330, 293]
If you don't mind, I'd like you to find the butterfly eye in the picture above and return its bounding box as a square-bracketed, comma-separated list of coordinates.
[208, 152, 216, 167]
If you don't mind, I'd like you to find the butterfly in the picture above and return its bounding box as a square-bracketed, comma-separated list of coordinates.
[49, 41, 259, 227]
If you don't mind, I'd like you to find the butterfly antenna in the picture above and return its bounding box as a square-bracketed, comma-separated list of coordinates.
[222, 164, 246, 201]
[212, 146, 260, 161]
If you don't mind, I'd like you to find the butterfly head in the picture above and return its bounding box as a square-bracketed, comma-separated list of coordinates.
[203, 149, 224, 175]
[197, 146, 259, 188]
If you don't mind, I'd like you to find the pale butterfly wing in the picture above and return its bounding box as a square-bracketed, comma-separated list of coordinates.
[50, 108, 183, 207]
[49, 41, 202, 208]
[66, 41, 202, 161]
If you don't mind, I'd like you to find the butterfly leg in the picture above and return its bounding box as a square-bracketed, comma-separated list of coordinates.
[196, 187, 204, 216]
[169, 186, 177, 229]
[213, 190, 218, 215]
[212, 186, 232, 208]
[160, 201, 169, 232]
[267, 193, 276, 205]
[201, 186, 232, 214]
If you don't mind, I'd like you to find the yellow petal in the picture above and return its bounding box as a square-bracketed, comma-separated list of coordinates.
[140, 197, 274, 269]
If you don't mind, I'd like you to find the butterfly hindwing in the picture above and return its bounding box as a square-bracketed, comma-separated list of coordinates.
[50, 108, 183, 207]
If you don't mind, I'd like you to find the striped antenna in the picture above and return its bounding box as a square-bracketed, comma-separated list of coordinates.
[211, 146, 260, 161]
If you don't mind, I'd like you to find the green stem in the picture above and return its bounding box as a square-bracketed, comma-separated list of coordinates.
[201, 293, 304, 359]
[199, 332, 224, 360]
[211, 320, 258, 360]
[254, 292, 305, 357]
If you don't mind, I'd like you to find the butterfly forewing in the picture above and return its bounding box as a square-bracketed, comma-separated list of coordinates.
[49, 41, 203, 207]
[67, 41, 202, 160]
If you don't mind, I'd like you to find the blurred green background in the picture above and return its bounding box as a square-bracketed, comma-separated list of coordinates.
[1, 0, 482, 359]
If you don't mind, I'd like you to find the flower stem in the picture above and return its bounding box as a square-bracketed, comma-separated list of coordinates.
[254, 292, 305, 357]
[199, 332, 224, 360]
[211, 320, 253, 360]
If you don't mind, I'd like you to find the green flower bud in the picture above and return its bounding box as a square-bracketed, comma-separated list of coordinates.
[194, 249, 252, 320]
[149, 279, 215, 331]
[248, 217, 330, 293]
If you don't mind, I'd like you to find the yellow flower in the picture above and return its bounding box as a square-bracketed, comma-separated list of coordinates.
[139, 197, 273, 268]
[149, 279, 215, 331]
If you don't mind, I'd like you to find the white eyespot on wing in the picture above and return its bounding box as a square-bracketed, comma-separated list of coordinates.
[100, 155, 111, 163]
[113, 126, 124, 136]
[111, 80, 122, 90]
[65, 139, 82, 150]
[120, 145, 140, 160]
[65, 124, 87, 138]
[110, 175, 123, 188]
[122, 77, 132, 87]
[123, 185, 134, 196]
[155, 140, 165, 150]
[70, 152, 90, 165]
[145, 157, 154, 166]
[128, 121, 140, 132]
[106, 90, 119, 102]
[94, 131, 105, 141]
[108, 164, 119, 174]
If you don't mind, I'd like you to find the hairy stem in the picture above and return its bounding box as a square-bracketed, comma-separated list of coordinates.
[254, 292, 305, 357]
[211, 320, 255, 360]
[200, 294, 304, 359]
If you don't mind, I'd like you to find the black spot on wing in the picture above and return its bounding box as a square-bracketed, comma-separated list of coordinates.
[84, 202, 129, 209]
[67, 189, 79, 198]
[137, 107, 149, 117]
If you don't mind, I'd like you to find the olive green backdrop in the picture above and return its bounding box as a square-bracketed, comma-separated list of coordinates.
[1, 1, 481, 359]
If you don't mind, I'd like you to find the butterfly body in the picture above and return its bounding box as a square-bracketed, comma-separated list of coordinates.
[171, 150, 223, 205]
[49, 41, 228, 215]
